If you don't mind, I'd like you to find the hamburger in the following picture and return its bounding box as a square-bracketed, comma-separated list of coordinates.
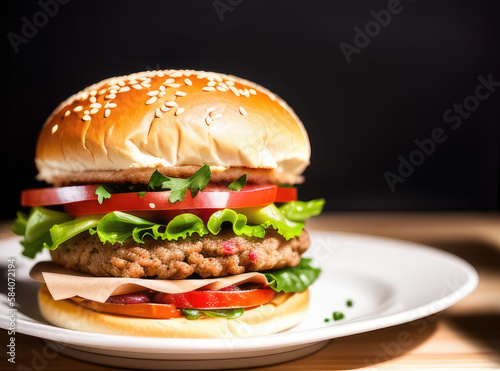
[12, 69, 324, 338]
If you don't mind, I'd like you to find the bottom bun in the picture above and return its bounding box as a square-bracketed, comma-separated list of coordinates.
[38, 285, 309, 338]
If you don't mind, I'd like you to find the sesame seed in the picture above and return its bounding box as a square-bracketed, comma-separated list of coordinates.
[83, 115, 91, 121]
[175, 91, 187, 97]
[155, 108, 162, 118]
[105, 102, 117, 108]
[170, 71, 183, 78]
[84, 110, 90, 114]
[205, 116, 212, 125]
[90, 90, 98, 96]
[207, 107, 216, 113]
[164, 78, 175, 84]
[229, 86, 240, 96]
[149, 203, 156, 208]
[132, 84, 142, 90]
[164, 101, 178, 107]
[74, 106, 83, 112]
[90, 103, 102, 108]
[207, 81, 216, 87]
[184, 78, 192, 86]
[141, 82, 151, 88]
[166, 83, 181, 88]
[225, 80, 235, 86]
[104, 109, 111, 118]
[105, 94, 116, 100]
[216, 86, 227, 92]
[109, 89, 118, 94]
[109, 85, 120, 90]
[51, 125, 58, 134]
[159, 85, 166, 91]
[160, 104, 170, 113]
[90, 108, 99, 115]
[99, 89, 107, 95]
[239, 106, 247, 115]
[90, 96, 97, 103]
[146, 96, 158, 105]
[175, 107, 185, 115]
[64, 110, 71, 117]
[147, 90, 160, 96]
[214, 113, 223, 119]
[249, 89, 257, 95]
[81, 92, 89, 100]
[202, 87, 216, 92]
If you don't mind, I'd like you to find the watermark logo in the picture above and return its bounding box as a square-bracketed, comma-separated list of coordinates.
[7, 0, 71, 54]
[340, 0, 408, 64]
[213, 0, 243, 22]
[384, 73, 499, 192]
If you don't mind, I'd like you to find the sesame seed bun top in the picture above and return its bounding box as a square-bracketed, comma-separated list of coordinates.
[35, 69, 311, 186]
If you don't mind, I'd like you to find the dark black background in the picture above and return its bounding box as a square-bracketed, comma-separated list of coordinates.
[2, 0, 500, 220]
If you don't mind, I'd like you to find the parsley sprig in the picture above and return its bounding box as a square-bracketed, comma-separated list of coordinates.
[148, 164, 212, 203]
[227, 174, 247, 191]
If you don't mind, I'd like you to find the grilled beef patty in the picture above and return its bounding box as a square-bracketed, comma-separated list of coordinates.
[50, 229, 310, 279]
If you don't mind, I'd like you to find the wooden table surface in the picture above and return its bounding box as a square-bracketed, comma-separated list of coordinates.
[1, 212, 499, 370]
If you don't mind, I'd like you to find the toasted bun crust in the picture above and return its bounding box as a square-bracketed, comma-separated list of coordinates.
[38, 285, 309, 338]
[35, 70, 310, 186]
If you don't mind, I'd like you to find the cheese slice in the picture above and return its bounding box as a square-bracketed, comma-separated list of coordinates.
[30, 261, 270, 303]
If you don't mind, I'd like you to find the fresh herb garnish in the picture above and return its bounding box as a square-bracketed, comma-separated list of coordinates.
[148, 165, 211, 203]
[228, 174, 247, 191]
[346, 299, 353, 307]
[333, 311, 344, 321]
[95, 185, 112, 204]
[181, 308, 244, 320]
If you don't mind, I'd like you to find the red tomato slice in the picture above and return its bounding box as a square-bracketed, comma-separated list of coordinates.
[21, 184, 276, 215]
[275, 187, 297, 202]
[21, 185, 100, 207]
[71, 298, 182, 319]
[155, 287, 277, 309]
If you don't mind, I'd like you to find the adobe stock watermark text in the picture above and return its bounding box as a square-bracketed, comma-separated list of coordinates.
[384, 73, 499, 192]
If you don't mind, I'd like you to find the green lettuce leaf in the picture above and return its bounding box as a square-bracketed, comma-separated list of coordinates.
[92, 212, 210, 245]
[12, 203, 306, 257]
[263, 258, 321, 293]
[241, 204, 304, 240]
[12, 207, 73, 258]
[278, 199, 325, 222]
[207, 209, 265, 238]
[45, 215, 100, 250]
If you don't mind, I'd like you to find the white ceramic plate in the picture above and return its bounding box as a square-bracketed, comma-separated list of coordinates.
[0, 231, 478, 370]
